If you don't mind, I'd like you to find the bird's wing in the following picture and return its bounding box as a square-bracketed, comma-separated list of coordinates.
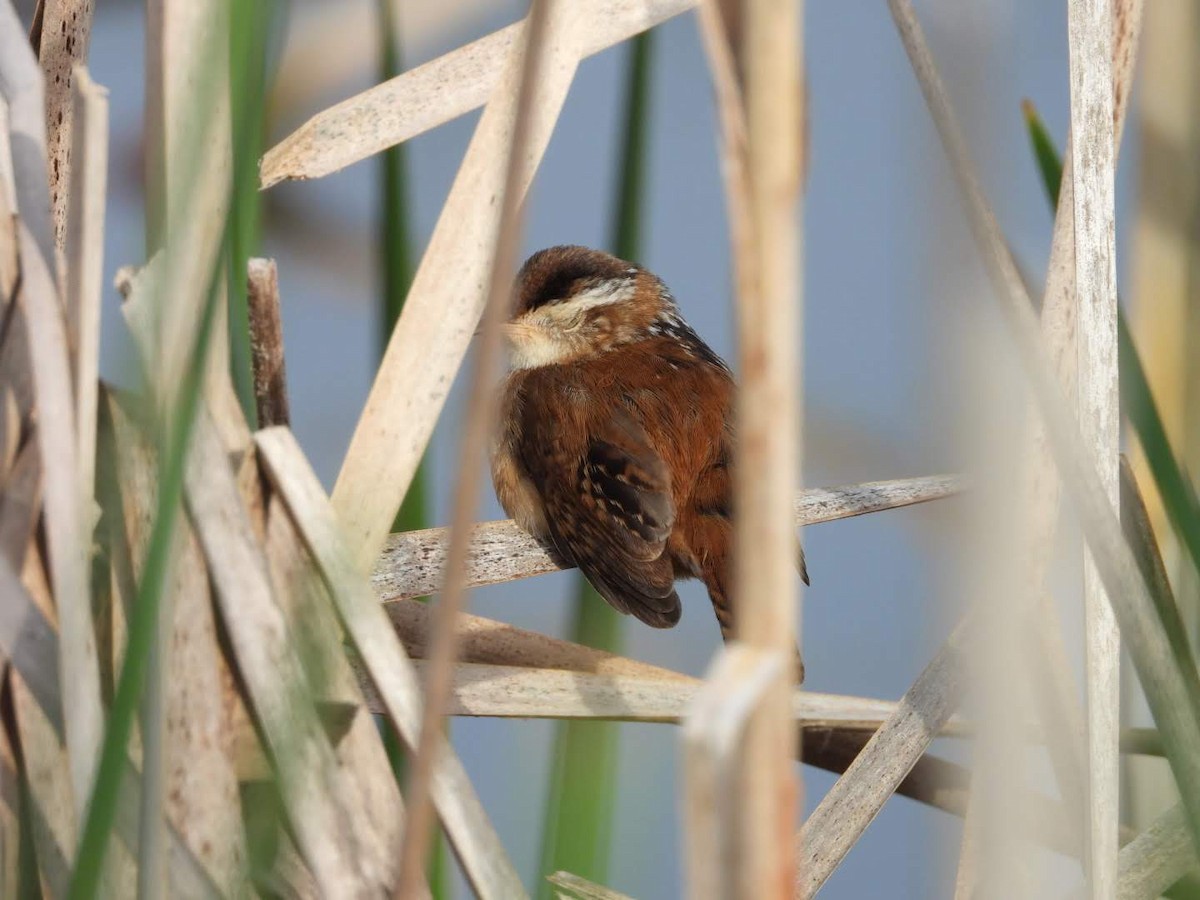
[527, 403, 681, 628]
[710, 408, 810, 587]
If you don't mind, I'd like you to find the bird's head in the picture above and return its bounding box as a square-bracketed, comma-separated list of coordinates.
[503, 245, 673, 370]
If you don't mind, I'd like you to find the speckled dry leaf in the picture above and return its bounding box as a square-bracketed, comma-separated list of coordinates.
[36, 0, 96, 251]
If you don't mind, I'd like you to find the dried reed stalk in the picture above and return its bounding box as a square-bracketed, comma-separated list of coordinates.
[684, 645, 788, 898]
[260, 0, 699, 188]
[886, 0, 1200, 851]
[246, 257, 291, 427]
[0, 8, 100, 827]
[385, 599, 690, 681]
[952, 787, 981, 900]
[737, 0, 804, 892]
[1, 8, 55, 269]
[686, 2, 804, 894]
[373, 475, 960, 602]
[62, 66, 106, 510]
[1067, 0, 1122, 889]
[417, 662, 920, 728]
[1011, 0, 1141, 877]
[394, 2, 561, 892]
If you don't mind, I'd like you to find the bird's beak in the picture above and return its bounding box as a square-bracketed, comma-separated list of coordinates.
[473, 322, 519, 341]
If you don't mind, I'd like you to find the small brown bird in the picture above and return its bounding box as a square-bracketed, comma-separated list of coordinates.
[491, 245, 808, 675]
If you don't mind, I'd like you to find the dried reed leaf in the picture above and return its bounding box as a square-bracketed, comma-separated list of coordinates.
[139, 0, 235, 433]
[254, 426, 526, 899]
[329, 0, 584, 574]
[2, 530, 223, 895]
[260, 0, 699, 188]
[694, 1, 805, 891]
[35, 0, 95, 253]
[184, 415, 387, 894]
[108, 397, 248, 893]
[1113, 805, 1194, 900]
[374, 475, 961, 602]
[0, 309, 33, 487]
[796, 621, 964, 897]
[15, 221, 100, 823]
[0, 3, 55, 270]
[0, 387, 19, 481]
[0, 699, 20, 896]
[548, 870, 637, 900]
[0, 554, 63, 743]
[260, 489, 405, 881]
[0, 436, 41, 569]
[10, 670, 74, 897]
[63, 65, 106, 505]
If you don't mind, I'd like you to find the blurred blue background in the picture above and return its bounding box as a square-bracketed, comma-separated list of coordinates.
[82, 1, 1138, 896]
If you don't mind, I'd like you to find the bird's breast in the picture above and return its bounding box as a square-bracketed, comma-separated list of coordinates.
[490, 374, 551, 539]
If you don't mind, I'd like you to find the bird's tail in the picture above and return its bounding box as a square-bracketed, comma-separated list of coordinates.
[700, 546, 805, 684]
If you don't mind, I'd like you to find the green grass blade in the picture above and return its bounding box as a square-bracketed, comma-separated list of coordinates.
[377, 0, 428, 539]
[538, 31, 655, 898]
[608, 32, 653, 262]
[1022, 100, 1200, 584]
[537, 597, 624, 892]
[1021, 99, 1064, 208]
[226, 1, 275, 425]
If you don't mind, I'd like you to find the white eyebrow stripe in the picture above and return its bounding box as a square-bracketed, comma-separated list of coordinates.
[553, 277, 635, 315]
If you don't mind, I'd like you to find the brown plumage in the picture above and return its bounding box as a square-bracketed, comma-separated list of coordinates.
[491, 246, 808, 675]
